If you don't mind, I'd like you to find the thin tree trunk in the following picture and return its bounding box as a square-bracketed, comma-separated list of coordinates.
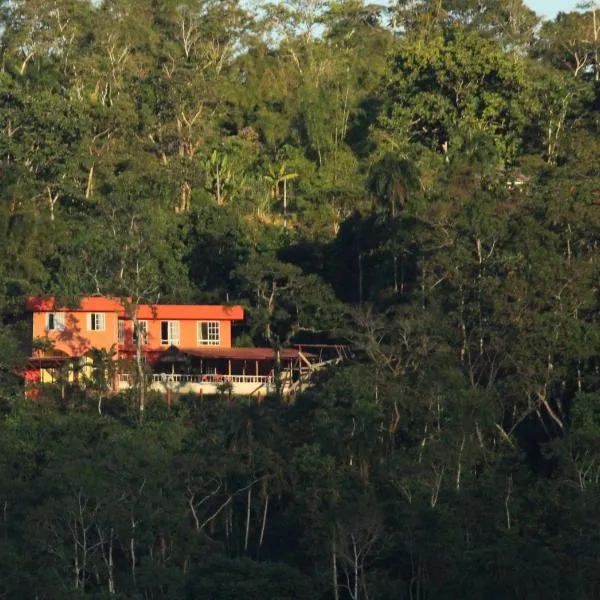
[594, 7, 599, 81]
[352, 535, 359, 600]
[259, 493, 269, 547]
[85, 163, 94, 199]
[130, 518, 137, 587]
[283, 178, 287, 227]
[216, 165, 222, 205]
[19, 51, 35, 75]
[332, 533, 339, 600]
[81, 515, 87, 593]
[74, 536, 80, 591]
[244, 486, 251, 552]
[108, 528, 115, 595]
[456, 435, 465, 492]
[47, 187, 59, 222]
[133, 314, 145, 413]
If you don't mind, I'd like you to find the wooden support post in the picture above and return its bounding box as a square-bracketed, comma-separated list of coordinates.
[255, 360, 259, 376]
[228, 359, 232, 376]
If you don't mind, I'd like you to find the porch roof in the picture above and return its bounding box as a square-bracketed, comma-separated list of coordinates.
[27, 356, 75, 368]
[160, 347, 314, 361]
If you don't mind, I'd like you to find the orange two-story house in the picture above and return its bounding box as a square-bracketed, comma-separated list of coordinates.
[26, 297, 243, 355]
[24, 297, 311, 396]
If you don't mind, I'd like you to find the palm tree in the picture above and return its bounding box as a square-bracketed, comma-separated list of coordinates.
[367, 154, 420, 293]
[263, 163, 299, 227]
[367, 153, 419, 218]
[87, 345, 119, 415]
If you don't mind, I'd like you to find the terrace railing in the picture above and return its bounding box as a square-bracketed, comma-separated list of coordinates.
[153, 373, 273, 385]
[118, 373, 273, 385]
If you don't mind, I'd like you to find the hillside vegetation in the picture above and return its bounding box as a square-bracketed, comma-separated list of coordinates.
[2, 1, 600, 598]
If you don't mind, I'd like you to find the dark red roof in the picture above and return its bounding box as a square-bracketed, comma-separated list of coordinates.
[161, 347, 314, 361]
[26, 356, 75, 368]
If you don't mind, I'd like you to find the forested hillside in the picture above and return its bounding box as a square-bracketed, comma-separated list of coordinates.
[2, 0, 600, 597]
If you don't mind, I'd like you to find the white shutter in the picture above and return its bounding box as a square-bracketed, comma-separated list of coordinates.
[139, 320, 148, 343]
[169, 321, 180, 345]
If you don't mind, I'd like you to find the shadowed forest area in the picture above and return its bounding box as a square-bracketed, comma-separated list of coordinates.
[2, 0, 600, 597]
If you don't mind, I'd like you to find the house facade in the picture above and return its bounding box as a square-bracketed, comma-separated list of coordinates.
[24, 297, 315, 397]
[26, 297, 242, 356]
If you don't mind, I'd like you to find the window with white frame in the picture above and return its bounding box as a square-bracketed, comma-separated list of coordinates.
[197, 321, 220, 345]
[87, 312, 106, 331]
[161, 321, 180, 345]
[46, 312, 65, 331]
[133, 320, 148, 344]
[118, 319, 125, 343]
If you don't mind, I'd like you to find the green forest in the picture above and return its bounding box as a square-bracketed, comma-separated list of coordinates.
[2, 0, 600, 597]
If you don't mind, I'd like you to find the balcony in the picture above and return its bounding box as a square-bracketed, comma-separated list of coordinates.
[118, 372, 278, 396]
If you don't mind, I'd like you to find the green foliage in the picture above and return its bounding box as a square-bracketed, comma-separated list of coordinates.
[186, 556, 314, 599]
[2, 0, 600, 596]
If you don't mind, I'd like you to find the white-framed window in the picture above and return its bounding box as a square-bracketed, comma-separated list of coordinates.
[46, 312, 65, 331]
[197, 321, 220, 345]
[118, 319, 125, 343]
[87, 312, 106, 331]
[161, 321, 180, 345]
[133, 320, 148, 344]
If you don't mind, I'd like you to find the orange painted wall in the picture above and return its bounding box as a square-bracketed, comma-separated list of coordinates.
[119, 318, 232, 350]
[32, 305, 236, 357]
[32, 311, 119, 356]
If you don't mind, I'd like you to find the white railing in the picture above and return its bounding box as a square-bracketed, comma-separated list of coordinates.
[113, 373, 274, 384]
[152, 373, 273, 385]
[118, 373, 275, 386]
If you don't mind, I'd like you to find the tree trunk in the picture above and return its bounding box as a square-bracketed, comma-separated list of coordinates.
[130, 517, 137, 587]
[259, 493, 269, 547]
[108, 528, 115, 595]
[244, 486, 251, 552]
[85, 163, 94, 199]
[283, 178, 287, 227]
[216, 165, 222, 205]
[133, 314, 145, 413]
[74, 536, 80, 591]
[332, 533, 339, 600]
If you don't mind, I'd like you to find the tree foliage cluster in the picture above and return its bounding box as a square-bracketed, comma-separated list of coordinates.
[2, 0, 600, 597]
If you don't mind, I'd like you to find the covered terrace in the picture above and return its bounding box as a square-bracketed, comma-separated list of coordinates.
[119, 345, 316, 396]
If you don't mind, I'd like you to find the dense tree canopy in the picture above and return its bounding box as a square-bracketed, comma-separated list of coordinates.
[2, 0, 600, 597]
